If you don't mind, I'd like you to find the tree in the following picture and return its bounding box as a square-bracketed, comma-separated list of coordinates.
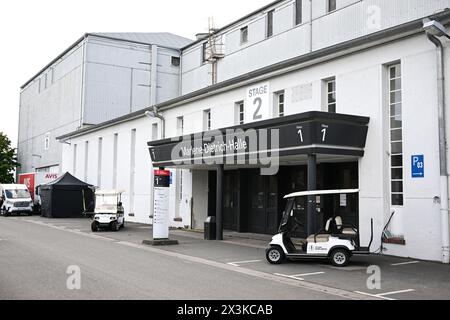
[0, 132, 19, 183]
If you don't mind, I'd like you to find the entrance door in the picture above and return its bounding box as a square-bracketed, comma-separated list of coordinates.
[223, 172, 238, 231]
[248, 173, 279, 234]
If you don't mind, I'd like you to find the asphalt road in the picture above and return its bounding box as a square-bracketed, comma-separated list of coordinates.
[2, 216, 450, 300]
[0, 217, 344, 300]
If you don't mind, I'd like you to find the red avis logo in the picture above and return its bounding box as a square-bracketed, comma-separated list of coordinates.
[23, 178, 31, 188]
[45, 174, 58, 179]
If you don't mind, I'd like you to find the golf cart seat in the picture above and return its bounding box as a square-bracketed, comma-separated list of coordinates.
[335, 216, 358, 236]
[307, 234, 331, 243]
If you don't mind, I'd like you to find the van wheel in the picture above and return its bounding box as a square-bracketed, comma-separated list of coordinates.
[91, 222, 99, 232]
[111, 221, 119, 232]
[266, 247, 285, 265]
[330, 249, 350, 267]
[0, 207, 5, 216]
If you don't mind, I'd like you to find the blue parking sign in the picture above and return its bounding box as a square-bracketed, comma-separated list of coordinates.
[412, 155, 424, 178]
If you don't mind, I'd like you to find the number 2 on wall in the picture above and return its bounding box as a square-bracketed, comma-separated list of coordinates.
[253, 97, 262, 120]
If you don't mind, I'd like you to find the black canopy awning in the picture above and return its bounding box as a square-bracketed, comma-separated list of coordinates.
[148, 111, 369, 168]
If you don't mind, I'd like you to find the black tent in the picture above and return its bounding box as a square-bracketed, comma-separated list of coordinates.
[39, 172, 94, 218]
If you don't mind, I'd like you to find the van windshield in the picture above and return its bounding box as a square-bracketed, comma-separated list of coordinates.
[5, 189, 30, 199]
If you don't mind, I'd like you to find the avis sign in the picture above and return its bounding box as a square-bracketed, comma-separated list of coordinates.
[245, 82, 270, 124]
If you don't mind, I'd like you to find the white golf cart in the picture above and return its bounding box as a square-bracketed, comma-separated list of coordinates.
[266, 189, 373, 267]
[91, 190, 125, 232]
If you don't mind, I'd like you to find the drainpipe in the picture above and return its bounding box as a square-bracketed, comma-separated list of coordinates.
[426, 33, 450, 264]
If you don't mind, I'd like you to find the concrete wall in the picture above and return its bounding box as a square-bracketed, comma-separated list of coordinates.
[18, 41, 85, 174]
[19, 36, 183, 174]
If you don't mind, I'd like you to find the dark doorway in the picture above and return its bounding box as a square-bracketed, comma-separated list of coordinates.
[246, 172, 279, 234]
[207, 171, 217, 218]
[317, 162, 359, 230]
[207, 162, 358, 237]
[223, 172, 239, 231]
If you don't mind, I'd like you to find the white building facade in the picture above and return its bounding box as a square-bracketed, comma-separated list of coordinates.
[58, 0, 450, 263]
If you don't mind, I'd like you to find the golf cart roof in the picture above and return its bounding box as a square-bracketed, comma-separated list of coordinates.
[95, 190, 125, 196]
[284, 189, 360, 199]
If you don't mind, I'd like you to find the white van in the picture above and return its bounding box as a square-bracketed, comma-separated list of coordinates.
[0, 184, 33, 216]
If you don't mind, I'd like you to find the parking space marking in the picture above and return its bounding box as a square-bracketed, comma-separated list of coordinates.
[355, 289, 415, 301]
[391, 261, 420, 266]
[227, 260, 262, 267]
[116, 241, 372, 300]
[274, 272, 325, 281]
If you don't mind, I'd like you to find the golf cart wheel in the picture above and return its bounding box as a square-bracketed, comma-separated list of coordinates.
[330, 249, 350, 267]
[111, 221, 119, 232]
[266, 247, 285, 265]
[91, 222, 99, 232]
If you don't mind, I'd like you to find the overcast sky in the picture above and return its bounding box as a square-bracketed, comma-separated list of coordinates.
[0, 0, 273, 147]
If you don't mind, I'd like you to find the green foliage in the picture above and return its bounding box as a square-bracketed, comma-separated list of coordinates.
[0, 132, 19, 183]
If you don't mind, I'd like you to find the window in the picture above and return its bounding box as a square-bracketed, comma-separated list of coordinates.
[326, 78, 337, 113]
[327, 0, 337, 13]
[84, 141, 89, 182]
[275, 91, 285, 117]
[177, 116, 184, 136]
[130, 129, 137, 214]
[295, 0, 303, 25]
[44, 133, 50, 151]
[171, 56, 180, 67]
[73, 144, 77, 175]
[235, 101, 245, 125]
[113, 133, 118, 189]
[203, 109, 211, 131]
[152, 123, 159, 141]
[240, 26, 248, 44]
[267, 10, 274, 38]
[179, 171, 183, 200]
[389, 64, 403, 206]
[97, 138, 103, 188]
[202, 42, 208, 63]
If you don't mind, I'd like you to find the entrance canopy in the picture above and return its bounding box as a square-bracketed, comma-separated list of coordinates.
[148, 111, 370, 168]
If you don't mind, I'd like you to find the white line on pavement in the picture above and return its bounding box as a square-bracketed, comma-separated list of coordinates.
[227, 260, 262, 267]
[391, 261, 420, 266]
[354, 289, 415, 301]
[274, 272, 325, 281]
[116, 241, 373, 300]
[294, 272, 326, 277]
[14, 218, 377, 300]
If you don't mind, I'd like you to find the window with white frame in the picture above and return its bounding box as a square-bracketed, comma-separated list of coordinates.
[295, 0, 303, 25]
[73, 144, 77, 175]
[389, 63, 404, 206]
[240, 26, 248, 44]
[275, 91, 285, 117]
[235, 101, 245, 125]
[202, 42, 208, 63]
[152, 123, 159, 141]
[267, 10, 274, 38]
[203, 109, 211, 131]
[327, 0, 337, 13]
[326, 78, 337, 113]
[179, 171, 183, 200]
[177, 116, 184, 136]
